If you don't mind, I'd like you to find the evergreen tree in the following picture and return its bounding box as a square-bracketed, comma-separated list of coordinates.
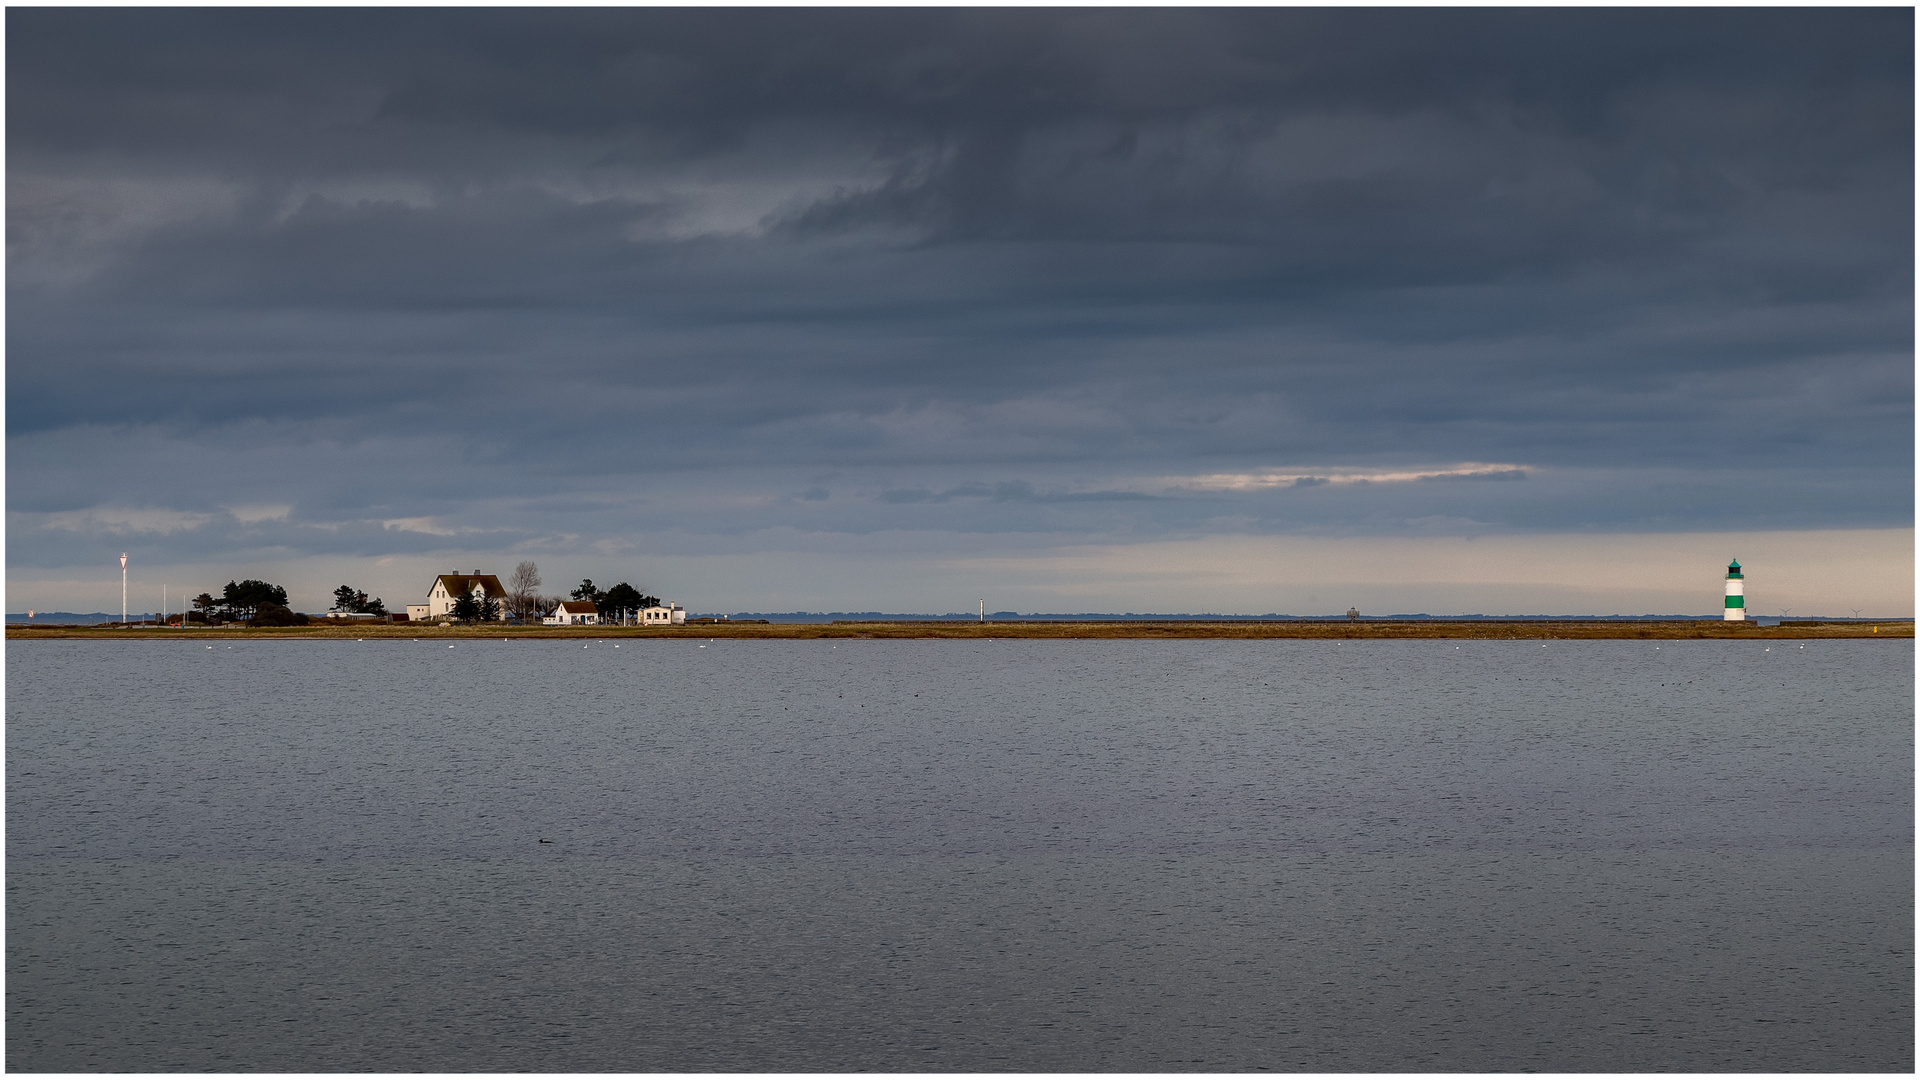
[450, 591, 483, 623]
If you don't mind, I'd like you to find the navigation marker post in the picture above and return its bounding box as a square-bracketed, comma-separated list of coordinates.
[120, 553, 128, 626]
[1723, 559, 1745, 621]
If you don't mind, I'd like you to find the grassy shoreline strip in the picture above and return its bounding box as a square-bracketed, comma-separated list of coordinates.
[7, 620, 1910, 640]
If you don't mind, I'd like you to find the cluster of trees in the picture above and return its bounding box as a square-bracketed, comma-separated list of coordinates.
[492, 562, 662, 624]
[330, 585, 387, 616]
[571, 578, 661, 622]
[188, 579, 305, 625]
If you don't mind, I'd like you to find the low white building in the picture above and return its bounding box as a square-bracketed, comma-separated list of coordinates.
[641, 603, 687, 626]
[545, 600, 599, 626]
[405, 604, 430, 622]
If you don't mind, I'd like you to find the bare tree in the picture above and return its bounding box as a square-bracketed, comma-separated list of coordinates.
[507, 561, 542, 622]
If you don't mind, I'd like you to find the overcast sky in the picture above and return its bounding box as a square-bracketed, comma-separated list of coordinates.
[8, 9, 1912, 616]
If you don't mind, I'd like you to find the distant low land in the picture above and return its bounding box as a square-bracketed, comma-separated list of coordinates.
[10, 611, 1821, 624]
[9, 619, 1909, 640]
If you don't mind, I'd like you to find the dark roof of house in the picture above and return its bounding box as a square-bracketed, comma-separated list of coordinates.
[554, 600, 598, 614]
[433, 574, 506, 598]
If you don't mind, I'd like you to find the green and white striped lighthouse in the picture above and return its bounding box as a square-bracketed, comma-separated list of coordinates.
[1723, 559, 1745, 621]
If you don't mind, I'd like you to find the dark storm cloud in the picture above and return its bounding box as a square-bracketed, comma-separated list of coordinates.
[6, 8, 1911, 578]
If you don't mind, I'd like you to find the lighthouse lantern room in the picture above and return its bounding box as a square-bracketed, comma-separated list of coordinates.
[1723, 559, 1745, 621]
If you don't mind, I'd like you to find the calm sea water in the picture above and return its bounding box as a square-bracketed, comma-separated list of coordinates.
[8, 638, 1911, 1071]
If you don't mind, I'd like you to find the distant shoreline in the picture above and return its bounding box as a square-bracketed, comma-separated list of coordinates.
[9, 620, 1910, 640]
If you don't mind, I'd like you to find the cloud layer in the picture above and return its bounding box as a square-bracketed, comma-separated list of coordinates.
[8, 9, 1911, 612]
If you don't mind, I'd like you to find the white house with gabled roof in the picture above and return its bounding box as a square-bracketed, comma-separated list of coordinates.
[545, 600, 598, 626]
[424, 571, 509, 621]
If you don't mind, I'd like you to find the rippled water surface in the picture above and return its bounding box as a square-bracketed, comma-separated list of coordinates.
[9, 638, 1912, 1070]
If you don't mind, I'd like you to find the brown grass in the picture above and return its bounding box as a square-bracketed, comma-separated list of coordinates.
[8, 619, 1910, 641]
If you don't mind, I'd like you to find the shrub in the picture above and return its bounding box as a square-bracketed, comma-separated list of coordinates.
[248, 603, 310, 627]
